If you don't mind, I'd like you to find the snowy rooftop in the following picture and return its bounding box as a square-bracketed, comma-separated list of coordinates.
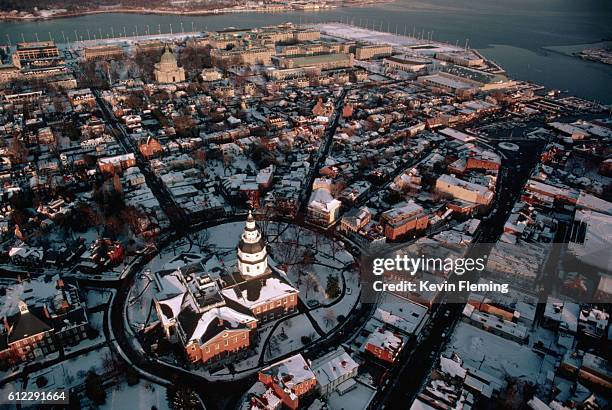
[315, 23, 463, 54]
[187, 306, 256, 343]
[543, 296, 579, 334]
[310, 347, 359, 389]
[438, 174, 492, 196]
[222, 275, 298, 308]
[439, 127, 476, 142]
[440, 356, 467, 379]
[308, 188, 342, 212]
[462, 304, 529, 341]
[366, 327, 404, 352]
[373, 306, 426, 335]
[445, 321, 554, 386]
[568, 209, 612, 271]
[261, 353, 315, 389]
[576, 192, 612, 215]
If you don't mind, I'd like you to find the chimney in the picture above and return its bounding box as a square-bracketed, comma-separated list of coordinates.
[18, 300, 29, 314]
[43, 304, 50, 319]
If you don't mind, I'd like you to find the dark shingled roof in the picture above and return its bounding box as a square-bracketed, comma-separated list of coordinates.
[177, 306, 200, 341]
[160, 303, 174, 320]
[229, 272, 291, 303]
[7, 307, 51, 343]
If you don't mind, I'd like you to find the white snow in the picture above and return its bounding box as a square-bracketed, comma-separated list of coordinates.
[264, 314, 318, 362]
[100, 381, 170, 410]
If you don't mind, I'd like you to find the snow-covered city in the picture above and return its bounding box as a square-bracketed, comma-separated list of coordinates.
[0, 1, 610, 409]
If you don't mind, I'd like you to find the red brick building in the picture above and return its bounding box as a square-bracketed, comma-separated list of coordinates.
[259, 354, 317, 409]
[1, 279, 89, 367]
[365, 327, 405, 364]
[97, 153, 136, 175]
[381, 203, 429, 240]
[222, 276, 299, 324]
[139, 136, 163, 159]
[0, 302, 55, 365]
[181, 307, 258, 365]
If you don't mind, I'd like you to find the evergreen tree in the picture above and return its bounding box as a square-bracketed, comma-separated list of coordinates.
[85, 371, 106, 405]
[325, 274, 341, 298]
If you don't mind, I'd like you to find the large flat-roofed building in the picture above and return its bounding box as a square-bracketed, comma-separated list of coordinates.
[209, 36, 242, 50]
[0, 64, 20, 83]
[275, 53, 354, 70]
[384, 55, 432, 73]
[353, 43, 393, 60]
[280, 41, 351, 57]
[257, 27, 320, 43]
[381, 202, 429, 240]
[436, 174, 494, 205]
[264, 66, 321, 80]
[83, 45, 124, 61]
[293, 28, 320, 42]
[211, 47, 274, 66]
[417, 71, 483, 93]
[135, 40, 166, 54]
[436, 51, 484, 67]
[13, 41, 60, 65]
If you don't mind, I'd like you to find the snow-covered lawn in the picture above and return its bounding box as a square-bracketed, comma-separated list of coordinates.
[264, 315, 318, 362]
[127, 274, 156, 331]
[88, 310, 105, 333]
[100, 381, 170, 410]
[288, 263, 342, 305]
[231, 354, 259, 373]
[310, 270, 361, 333]
[60, 346, 114, 383]
[26, 346, 115, 391]
[265, 221, 357, 306]
[64, 311, 107, 355]
[0, 380, 23, 409]
[84, 288, 114, 309]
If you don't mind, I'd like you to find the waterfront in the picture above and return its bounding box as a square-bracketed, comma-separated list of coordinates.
[1, 0, 611, 102]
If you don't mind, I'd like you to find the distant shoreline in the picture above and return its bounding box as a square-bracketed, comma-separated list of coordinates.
[0, 4, 348, 22]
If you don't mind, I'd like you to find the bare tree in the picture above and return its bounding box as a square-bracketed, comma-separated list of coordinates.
[323, 309, 336, 328]
[8, 134, 28, 164]
[303, 273, 318, 299]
